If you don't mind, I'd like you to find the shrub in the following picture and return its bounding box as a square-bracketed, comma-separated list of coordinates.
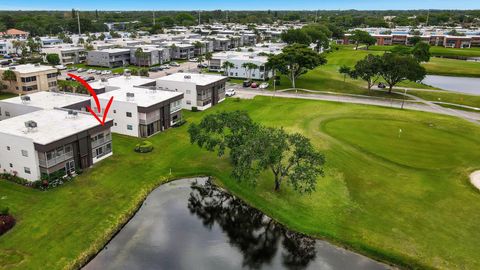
[0, 214, 16, 236]
[0, 207, 9, 216]
[191, 107, 198, 112]
[172, 119, 186, 127]
[135, 141, 154, 153]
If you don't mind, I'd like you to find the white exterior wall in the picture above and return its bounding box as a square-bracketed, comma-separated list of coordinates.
[0, 133, 40, 182]
[155, 80, 196, 110]
[94, 98, 140, 137]
[227, 59, 272, 80]
[0, 102, 41, 120]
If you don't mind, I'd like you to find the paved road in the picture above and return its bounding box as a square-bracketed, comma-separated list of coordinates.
[231, 87, 480, 124]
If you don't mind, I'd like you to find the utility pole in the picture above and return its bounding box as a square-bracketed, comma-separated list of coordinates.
[226, 10, 229, 23]
[198, 10, 201, 25]
[153, 10, 156, 25]
[315, 10, 318, 23]
[77, 9, 81, 35]
[426, 9, 430, 26]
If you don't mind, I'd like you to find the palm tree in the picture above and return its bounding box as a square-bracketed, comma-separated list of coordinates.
[170, 44, 178, 59]
[205, 52, 213, 68]
[221, 61, 235, 76]
[134, 48, 148, 67]
[193, 41, 204, 56]
[2, 70, 17, 90]
[12, 40, 25, 55]
[242, 63, 258, 80]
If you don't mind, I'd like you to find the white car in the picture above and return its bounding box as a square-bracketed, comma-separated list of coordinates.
[169, 62, 180, 67]
[101, 70, 112, 75]
[87, 69, 96, 74]
[225, 88, 236, 97]
[160, 65, 170, 69]
[188, 58, 198, 62]
[55, 65, 67, 70]
[259, 83, 269, 89]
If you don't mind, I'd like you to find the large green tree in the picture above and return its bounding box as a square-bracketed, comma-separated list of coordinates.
[379, 53, 426, 93]
[46, 54, 60, 65]
[350, 30, 376, 50]
[302, 24, 331, 52]
[411, 42, 431, 63]
[349, 54, 383, 90]
[280, 29, 312, 45]
[267, 44, 327, 90]
[1, 69, 17, 89]
[188, 111, 325, 193]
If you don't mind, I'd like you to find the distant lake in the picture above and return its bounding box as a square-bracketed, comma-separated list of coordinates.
[84, 178, 390, 270]
[423, 75, 480, 95]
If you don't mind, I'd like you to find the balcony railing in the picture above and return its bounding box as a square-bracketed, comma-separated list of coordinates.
[91, 135, 112, 149]
[38, 151, 74, 168]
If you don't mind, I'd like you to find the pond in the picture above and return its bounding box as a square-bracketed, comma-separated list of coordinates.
[422, 75, 480, 95]
[84, 178, 390, 270]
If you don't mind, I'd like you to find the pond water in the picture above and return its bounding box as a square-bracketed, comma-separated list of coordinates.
[84, 178, 390, 270]
[422, 75, 480, 95]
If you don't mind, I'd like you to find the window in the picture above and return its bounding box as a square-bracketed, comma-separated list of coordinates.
[9, 163, 13, 168]
[106, 143, 112, 151]
[24, 167, 31, 174]
[6, 146, 10, 151]
[113, 110, 116, 114]
[114, 122, 117, 126]
[186, 100, 191, 105]
[126, 112, 132, 117]
[127, 125, 133, 130]
[186, 90, 191, 94]
[5, 111, 10, 117]
[21, 150, 28, 157]
[95, 147, 103, 157]
[21, 76, 36, 83]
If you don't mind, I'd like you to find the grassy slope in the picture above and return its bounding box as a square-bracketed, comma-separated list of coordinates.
[0, 92, 16, 100]
[268, 46, 434, 95]
[369, 45, 480, 77]
[422, 58, 480, 78]
[267, 46, 480, 109]
[1, 97, 480, 270]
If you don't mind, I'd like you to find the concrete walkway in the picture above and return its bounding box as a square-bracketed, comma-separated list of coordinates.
[470, 171, 480, 191]
[233, 88, 480, 124]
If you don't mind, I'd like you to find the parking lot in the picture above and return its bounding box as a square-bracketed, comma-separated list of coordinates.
[59, 61, 201, 82]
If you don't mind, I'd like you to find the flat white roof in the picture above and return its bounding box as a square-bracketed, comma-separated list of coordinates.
[0, 64, 57, 74]
[96, 86, 182, 107]
[97, 48, 130, 53]
[157, 73, 227, 86]
[0, 109, 105, 145]
[0, 91, 90, 110]
[90, 75, 155, 90]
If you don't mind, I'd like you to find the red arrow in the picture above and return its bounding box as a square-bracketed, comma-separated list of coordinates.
[67, 73, 114, 126]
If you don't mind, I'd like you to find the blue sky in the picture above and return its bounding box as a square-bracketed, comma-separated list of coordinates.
[0, 0, 479, 11]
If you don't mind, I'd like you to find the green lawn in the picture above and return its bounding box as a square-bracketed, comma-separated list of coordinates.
[369, 45, 480, 58]
[0, 92, 16, 100]
[399, 89, 480, 109]
[267, 46, 434, 96]
[423, 57, 480, 78]
[1, 97, 480, 270]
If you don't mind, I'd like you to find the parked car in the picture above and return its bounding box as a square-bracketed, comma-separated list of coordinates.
[3, 54, 12, 59]
[225, 88, 236, 97]
[66, 77, 74, 81]
[259, 83, 269, 89]
[95, 70, 102, 75]
[169, 62, 180, 67]
[67, 67, 77, 72]
[188, 58, 198, 62]
[86, 76, 95, 82]
[251, 83, 258, 88]
[378, 82, 386, 89]
[178, 69, 184, 73]
[243, 80, 252, 87]
[197, 63, 208, 68]
[87, 69, 96, 74]
[77, 68, 86, 73]
[101, 70, 112, 75]
[55, 65, 67, 70]
[149, 66, 163, 72]
[160, 65, 170, 69]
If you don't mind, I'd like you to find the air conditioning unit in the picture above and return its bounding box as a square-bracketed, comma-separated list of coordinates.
[184, 75, 191, 79]
[21, 95, 31, 103]
[126, 92, 135, 100]
[25, 120, 38, 131]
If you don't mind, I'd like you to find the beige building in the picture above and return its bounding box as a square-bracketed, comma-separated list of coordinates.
[0, 64, 58, 94]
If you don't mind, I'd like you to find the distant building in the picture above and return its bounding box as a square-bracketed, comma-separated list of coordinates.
[156, 73, 227, 111]
[0, 64, 58, 94]
[0, 28, 29, 38]
[42, 45, 87, 65]
[86, 48, 131, 68]
[209, 51, 272, 81]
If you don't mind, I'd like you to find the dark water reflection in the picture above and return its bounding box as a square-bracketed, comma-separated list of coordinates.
[84, 178, 390, 270]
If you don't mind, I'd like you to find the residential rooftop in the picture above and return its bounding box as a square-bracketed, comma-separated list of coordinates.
[157, 73, 227, 86]
[96, 86, 183, 108]
[90, 75, 155, 90]
[0, 64, 57, 74]
[0, 91, 90, 110]
[0, 109, 107, 145]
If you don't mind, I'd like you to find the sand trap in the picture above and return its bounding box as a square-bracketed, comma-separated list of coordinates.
[470, 171, 480, 191]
